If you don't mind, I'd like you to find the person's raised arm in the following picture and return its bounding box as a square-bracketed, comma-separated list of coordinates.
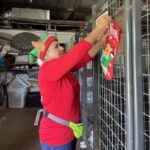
[84, 15, 111, 44]
[43, 15, 112, 81]
[88, 31, 108, 57]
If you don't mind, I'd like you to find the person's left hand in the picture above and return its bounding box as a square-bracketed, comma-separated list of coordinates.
[96, 14, 112, 32]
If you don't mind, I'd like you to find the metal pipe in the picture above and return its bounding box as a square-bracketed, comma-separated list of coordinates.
[92, 55, 99, 150]
[91, 4, 99, 150]
[124, 0, 134, 149]
[132, 0, 144, 149]
[82, 66, 88, 139]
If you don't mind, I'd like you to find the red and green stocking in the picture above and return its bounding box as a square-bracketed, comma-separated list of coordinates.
[100, 20, 121, 80]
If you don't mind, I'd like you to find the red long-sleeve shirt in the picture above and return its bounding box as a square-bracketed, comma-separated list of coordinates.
[38, 40, 93, 146]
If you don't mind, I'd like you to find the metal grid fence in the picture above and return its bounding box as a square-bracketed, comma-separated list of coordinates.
[98, 59, 126, 150]
[95, 0, 127, 149]
[79, 57, 94, 150]
[141, 0, 150, 149]
[76, 22, 94, 150]
[79, 0, 150, 150]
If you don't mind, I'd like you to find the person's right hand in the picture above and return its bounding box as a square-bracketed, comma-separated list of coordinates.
[96, 14, 112, 31]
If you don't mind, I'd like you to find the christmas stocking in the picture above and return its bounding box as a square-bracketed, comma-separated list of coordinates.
[101, 20, 121, 80]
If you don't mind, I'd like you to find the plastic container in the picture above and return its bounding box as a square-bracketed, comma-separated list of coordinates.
[8, 91, 27, 108]
[7, 74, 29, 108]
[7, 74, 29, 93]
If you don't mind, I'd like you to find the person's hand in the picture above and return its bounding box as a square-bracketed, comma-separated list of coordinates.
[96, 14, 112, 31]
[84, 14, 111, 44]
[97, 30, 109, 45]
[101, 31, 109, 45]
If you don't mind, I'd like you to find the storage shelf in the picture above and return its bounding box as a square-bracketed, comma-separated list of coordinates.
[6, 68, 39, 71]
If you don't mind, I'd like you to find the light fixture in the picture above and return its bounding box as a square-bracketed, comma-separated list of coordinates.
[66, 8, 74, 12]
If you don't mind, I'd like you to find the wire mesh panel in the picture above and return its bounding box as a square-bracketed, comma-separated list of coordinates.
[85, 62, 94, 149]
[79, 60, 94, 150]
[98, 56, 126, 150]
[141, 0, 150, 149]
[76, 30, 94, 149]
[95, 0, 127, 149]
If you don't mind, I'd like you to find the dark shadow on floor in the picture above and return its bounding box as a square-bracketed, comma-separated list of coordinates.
[0, 108, 88, 150]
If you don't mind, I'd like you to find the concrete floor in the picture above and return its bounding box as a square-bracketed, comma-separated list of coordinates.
[0, 108, 87, 150]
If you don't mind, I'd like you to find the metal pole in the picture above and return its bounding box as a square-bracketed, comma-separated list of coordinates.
[132, 0, 144, 150]
[82, 65, 92, 150]
[82, 66, 88, 136]
[92, 55, 99, 150]
[92, 4, 99, 150]
[124, 0, 134, 150]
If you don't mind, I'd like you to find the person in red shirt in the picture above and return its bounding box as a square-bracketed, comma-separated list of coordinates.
[32, 14, 112, 150]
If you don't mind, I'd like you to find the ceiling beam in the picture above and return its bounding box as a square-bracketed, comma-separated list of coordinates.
[0, 17, 86, 27]
[0, 2, 91, 13]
